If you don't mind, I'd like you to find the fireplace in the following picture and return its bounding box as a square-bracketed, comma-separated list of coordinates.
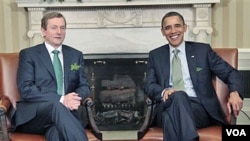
[84, 53, 148, 130]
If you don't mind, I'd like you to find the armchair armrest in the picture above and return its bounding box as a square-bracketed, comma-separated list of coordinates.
[0, 102, 10, 141]
[83, 97, 102, 140]
[228, 105, 237, 125]
[230, 113, 237, 125]
[0, 97, 11, 112]
[137, 97, 153, 140]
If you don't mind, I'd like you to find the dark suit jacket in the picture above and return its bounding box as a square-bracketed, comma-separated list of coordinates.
[144, 41, 243, 126]
[13, 43, 90, 129]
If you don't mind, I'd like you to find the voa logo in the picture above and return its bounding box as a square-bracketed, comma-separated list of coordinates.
[226, 129, 247, 136]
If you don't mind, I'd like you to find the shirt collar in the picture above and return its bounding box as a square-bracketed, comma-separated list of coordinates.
[45, 42, 62, 54]
[169, 41, 185, 53]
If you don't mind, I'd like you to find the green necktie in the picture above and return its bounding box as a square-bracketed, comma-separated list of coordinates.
[172, 49, 185, 90]
[52, 50, 63, 95]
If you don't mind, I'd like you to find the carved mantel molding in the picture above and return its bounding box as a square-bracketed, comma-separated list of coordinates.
[16, 0, 220, 54]
[16, 0, 220, 7]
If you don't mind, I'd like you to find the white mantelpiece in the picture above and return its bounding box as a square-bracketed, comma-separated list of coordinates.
[17, 0, 220, 7]
[16, 0, 219, 54]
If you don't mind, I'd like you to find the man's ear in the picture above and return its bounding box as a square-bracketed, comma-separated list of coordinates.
[161, 28, 165, 36]
[41, 28, 46, 37]
[183, 24, 187, 32]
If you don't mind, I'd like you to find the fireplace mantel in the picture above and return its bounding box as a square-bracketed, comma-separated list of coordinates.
[16, 0, 220, 54]
[16, 0, 220, 7]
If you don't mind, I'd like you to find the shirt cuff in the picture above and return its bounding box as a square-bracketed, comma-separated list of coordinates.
[59, 96, 64, 103]
[162, 88, 168, 97]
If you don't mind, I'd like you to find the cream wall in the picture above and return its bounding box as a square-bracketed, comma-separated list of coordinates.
[0, 0, 28, 53]
[0, 0, 249, 53]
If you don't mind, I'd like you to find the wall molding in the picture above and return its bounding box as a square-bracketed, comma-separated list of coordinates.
[238, 48, 250, 70]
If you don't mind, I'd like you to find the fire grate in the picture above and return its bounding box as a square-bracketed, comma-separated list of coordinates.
[84, 55, 148, 130]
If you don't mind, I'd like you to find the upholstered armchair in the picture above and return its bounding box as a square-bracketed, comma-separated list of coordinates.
[138, 48, 238, 141]
[0, 53, 102, 141]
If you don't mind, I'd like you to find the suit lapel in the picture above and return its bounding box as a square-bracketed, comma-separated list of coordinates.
[62, 46, 71, 92]
[37, 44, 55, 79]
[185, 43, 197, 88]
[161, 45, 170, 88]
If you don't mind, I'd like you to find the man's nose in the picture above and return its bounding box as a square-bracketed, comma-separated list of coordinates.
[170, 27, 176, 33]
[56, 28, 62, 34]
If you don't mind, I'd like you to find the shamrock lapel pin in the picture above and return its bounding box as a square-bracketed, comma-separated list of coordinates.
[196, 67, 203, 72]
[70, 63, 81, 71]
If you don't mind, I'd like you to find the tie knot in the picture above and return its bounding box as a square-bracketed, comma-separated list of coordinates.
[173, 49, 180, 55]
[52, 50, 60, 55]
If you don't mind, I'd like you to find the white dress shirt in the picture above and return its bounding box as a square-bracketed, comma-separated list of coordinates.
[163, 41, 197, 97]
[45, 42, 65, 102]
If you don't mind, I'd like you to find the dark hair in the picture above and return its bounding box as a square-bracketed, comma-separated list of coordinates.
[161, 11, 185, 28]
[41, 12, 66, 30]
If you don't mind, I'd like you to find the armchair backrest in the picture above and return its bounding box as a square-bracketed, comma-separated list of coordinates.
[212, 48, 238, 124]
[0, 53, 20, 109]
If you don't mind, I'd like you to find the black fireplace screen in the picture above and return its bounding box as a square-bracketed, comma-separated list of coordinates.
[84, 56, 148, 131]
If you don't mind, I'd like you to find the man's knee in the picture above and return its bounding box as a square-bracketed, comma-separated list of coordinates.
[170, 91, 189, 101]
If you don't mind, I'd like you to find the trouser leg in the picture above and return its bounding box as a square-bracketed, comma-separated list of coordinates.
[50, 102, 88, 141]
[45, 126, 61, 141]
[162, 91, 198, 141]
[15, 102, 88, 141]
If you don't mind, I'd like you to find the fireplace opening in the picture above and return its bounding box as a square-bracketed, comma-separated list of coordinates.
[84, 54, 148, 131]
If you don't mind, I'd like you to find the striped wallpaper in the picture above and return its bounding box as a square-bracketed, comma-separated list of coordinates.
[212, 0, 250, 48]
